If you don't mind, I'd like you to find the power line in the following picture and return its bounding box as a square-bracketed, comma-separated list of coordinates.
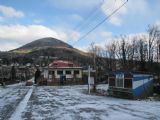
[69, 0, 117, 45]
[69, 0, 105, 45]
[78, 0, 118, 33]
[73, 0, 105, 32]
[73, 0, 117, 33]
[73, 0, 128, 46]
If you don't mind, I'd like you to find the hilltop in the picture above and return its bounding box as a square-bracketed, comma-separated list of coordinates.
[8, 37, 90, 65]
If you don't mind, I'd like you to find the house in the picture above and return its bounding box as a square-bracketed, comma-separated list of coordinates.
[43, 60, 83, 85]
[108, 71, 154, 99]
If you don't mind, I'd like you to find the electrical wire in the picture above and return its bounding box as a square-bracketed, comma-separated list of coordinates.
[69, 0, 117, 45]
[73, 0, 105, 32]
[73, 0, 128, 46]
[79, 0, 118, 33]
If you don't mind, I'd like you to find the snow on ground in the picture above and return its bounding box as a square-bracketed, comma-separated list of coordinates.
[23, 85, 160, 120]
[0, 83, 30, 120]
[10, 86, 34, 120]
[0, 84, 160, 120]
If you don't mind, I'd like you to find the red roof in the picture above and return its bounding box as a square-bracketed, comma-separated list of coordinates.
[49, 60, 80, 68]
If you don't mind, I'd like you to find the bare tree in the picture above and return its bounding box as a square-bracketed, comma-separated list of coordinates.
[127, 37, 137, 69]
[147, 25, 159, 63]
[155, 28, 160, 63]
[117, 35, 129, 70]
[88, 42, 97, 69]
[137, 38, 148, 71]
[102, 24, 160, 73]
[157, 39, 160, 62]
[105, 40, 117, 70]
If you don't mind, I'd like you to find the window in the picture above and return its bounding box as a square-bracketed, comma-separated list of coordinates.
[57, 70, 63, 75]
[109, 78, 115, 87]
[49, 71, 52, 75]
[116, 74, 124, 88]
[66, 70, 71, 74]
[49, 71, 55, 75]
[124, 79, 132, 88]
[74, 70, 79, 75]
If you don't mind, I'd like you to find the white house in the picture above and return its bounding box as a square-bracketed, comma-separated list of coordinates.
[43, 60, 83, 85]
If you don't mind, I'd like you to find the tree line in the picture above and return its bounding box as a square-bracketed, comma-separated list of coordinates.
[88, 25, 160, 75]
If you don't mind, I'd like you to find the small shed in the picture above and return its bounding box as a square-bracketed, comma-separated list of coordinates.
[108, 71, 153, 99]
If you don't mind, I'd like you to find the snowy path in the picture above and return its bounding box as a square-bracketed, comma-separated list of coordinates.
[22, 85, 160, 120]
[9, 87, 34, 120]
[0, 84, 160, 120]
[0, 83, 30, 120]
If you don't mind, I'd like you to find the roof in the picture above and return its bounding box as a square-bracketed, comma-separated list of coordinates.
[49, 60, 81, 68]
[108, 70, 153, 78]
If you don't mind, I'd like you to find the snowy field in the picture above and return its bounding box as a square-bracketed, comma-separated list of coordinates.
[0, 84, 160, 120]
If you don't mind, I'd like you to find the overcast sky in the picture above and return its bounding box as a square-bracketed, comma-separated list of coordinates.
[0, 0, 160, 51]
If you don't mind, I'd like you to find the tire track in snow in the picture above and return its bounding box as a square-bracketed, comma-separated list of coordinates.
[107, 104, 158, 120]
[0, 87, 29, 120]
[9, 86, 34, 120]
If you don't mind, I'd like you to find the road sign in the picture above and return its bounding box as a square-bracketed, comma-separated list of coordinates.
[86, 66, 96, 94]
[83, 70, 96, 72]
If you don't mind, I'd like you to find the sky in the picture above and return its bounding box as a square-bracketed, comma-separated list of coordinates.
[0, 0, 160, 51]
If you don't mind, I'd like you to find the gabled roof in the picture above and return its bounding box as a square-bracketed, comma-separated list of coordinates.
[49, 60, 81, 68]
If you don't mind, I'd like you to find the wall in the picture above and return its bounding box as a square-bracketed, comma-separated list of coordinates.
[133, 74, 153, 99]
[44, 68, 82, 79]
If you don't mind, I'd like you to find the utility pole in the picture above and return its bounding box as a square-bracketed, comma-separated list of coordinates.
[159, 44, 160, 62]
[83, 66, 96, 94]
[88, 66, 91, 94]
[93, 47, 97, 92]
[47, 56, 50, 80]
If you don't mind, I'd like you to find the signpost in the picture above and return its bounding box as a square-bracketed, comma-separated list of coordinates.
[88, 66, 91, 94]
[83, 66, 96, 94]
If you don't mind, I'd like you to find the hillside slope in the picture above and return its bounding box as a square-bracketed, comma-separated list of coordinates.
[10, 37, 90, 65]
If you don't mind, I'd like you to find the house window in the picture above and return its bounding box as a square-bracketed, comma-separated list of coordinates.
[49, 71, 55, 75]
[57, 70, 63, 75]
[109, 78, 115, 87]
[116, 74, 124, 88]
[74, 70, 79, 75]
[49, 71, 52, 75]
[66, 70, 71, 74]
[124, 79, 132, 88]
